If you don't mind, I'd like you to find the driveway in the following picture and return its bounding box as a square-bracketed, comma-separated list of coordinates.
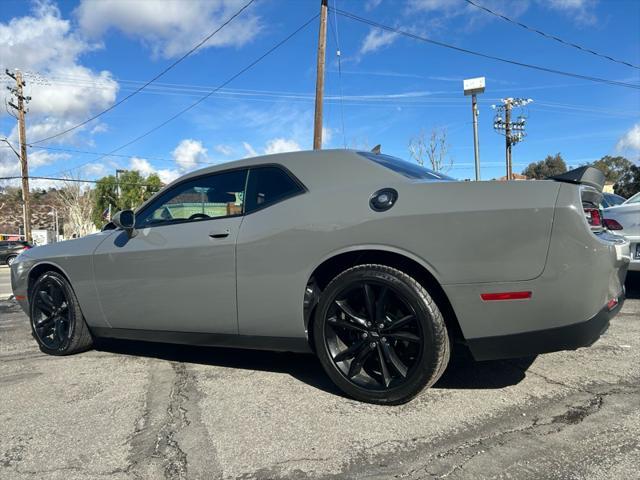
[0, 271, 639, 479]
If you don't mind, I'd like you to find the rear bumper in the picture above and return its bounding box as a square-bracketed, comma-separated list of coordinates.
[467, 292, 625, 361]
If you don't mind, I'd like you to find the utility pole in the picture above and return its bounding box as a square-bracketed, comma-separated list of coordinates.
[505, 101, 512, 180]
[492, 97, 532, 181]
[6, 69, 32, 242]
[463, 77, 485, 181]
[313, 0, 328, 150]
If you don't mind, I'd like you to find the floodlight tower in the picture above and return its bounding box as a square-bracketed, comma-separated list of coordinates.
[463, 77, 485, 181]
[492, 98, 532, 180]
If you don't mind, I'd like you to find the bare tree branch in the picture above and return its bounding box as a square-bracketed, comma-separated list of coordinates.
[54, 175, 95, 238]
[408, 127, 453, 172]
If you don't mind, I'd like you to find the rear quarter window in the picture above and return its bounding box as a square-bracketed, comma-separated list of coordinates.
[245, 166, 304, 213]
[358, 152, 455, 181]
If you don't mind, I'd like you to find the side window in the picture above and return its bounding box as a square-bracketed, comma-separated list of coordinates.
[245, 166, 304, 213]
[136, 169, 247, 227]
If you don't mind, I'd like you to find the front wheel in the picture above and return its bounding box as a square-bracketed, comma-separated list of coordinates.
[6, 255, 17, 266]
[29, 271, 93, 355]
[313, 264, 450, 405]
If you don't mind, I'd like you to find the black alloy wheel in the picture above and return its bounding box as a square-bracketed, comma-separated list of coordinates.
[30, 271, 93, 355]
[314, 264, 450, 405]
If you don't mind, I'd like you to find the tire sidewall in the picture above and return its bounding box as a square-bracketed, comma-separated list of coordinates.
[30, 272, 78, 355]
[314, 266, 444, 405]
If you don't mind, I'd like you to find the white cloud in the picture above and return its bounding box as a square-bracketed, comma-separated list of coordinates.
[0, 1, 118, 144]
[172, 139, 209, 170]
[408, 0, 462, 12]
[616, 124, 640, 153]
[75, 0, 263, 59]
[542, 0, 597, 25]
[264, 138, 301, 155]
[366, 0, 383, 10]
[129, 157, 180, 184]
[360, 29, 399, 55]
[82, 162, 107, 177]
[242, 138, 302, 158]
[242, 142, 258, 157]
[214, 144, 234, 156]
[0, 146, 66, 181]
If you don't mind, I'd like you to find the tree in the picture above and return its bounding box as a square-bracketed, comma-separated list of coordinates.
[614, 164, 640, 198]
[91, 171, 163, 228]
[589, 155, 633, 183]
[56, 179, 95, 238]
[522, 153, 567, 179]
[408, 127, 452, 172]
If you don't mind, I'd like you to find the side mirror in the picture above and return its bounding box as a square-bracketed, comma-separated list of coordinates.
[112, 210, 136, 238]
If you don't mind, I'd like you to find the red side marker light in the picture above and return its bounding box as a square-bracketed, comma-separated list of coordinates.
[14, 295, 26, 301]
[481, 291, 532, 301]
[607, 298, 618, 311]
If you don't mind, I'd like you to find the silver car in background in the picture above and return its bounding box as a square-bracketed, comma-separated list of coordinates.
[604, 192, 640, 271]
[10, 150, 631, 404]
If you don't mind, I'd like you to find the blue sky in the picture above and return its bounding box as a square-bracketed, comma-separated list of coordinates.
[1, 0, 639, 185]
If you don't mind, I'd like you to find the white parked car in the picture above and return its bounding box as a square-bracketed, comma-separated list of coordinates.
[604, 192, 640, 271]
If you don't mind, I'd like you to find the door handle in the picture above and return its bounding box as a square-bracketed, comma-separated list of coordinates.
[209, 229, 230, 239]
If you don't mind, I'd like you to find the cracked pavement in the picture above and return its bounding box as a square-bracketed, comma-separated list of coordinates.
[1, 272, 639, 480]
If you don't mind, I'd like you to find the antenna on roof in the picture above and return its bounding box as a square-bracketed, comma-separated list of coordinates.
[371, 144, 381, 154]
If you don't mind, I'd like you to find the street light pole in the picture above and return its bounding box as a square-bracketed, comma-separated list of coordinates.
[471, 94, 480, 181]
[463, 77, 485, 181]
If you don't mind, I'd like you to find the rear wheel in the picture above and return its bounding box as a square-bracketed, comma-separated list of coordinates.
[29, 271, 93, 355]
[314, 264, 450, 405]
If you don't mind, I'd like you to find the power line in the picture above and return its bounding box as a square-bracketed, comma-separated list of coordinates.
[30, 0, 258, 145]
[328, 0, 347, 149]
[463, 0, 640, 70]
[332, 8, 640, 90]
[0, 175, 159, 187]
[55, 14, 319, 175]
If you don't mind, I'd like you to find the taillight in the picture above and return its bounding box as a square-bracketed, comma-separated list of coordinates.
[604, 218, 623, 231]
[584, 207, 602, 228]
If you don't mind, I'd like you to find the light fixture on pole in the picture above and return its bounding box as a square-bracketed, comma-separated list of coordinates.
[463, 77, 485, 181]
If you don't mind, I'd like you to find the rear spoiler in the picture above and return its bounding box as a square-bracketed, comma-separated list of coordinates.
[549, 166, 605, 192]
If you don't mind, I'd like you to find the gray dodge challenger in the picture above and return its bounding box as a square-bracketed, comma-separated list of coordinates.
[11, 150, 631, 404]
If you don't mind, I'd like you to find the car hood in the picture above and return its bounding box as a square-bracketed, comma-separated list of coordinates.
[19, 230, 115, 262]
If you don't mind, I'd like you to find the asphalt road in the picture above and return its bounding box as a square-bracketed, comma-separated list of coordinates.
[0, 266, 12, 300]
[0, 268, 639, 480]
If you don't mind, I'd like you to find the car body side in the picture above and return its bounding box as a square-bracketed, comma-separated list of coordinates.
[11, 150, 630, 360]
[604, 196, 640, 272]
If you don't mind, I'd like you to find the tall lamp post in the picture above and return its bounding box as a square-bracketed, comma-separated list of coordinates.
[463, 77, 485, 181]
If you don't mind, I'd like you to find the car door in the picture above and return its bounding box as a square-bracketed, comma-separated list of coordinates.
[92, 168, 248, 334]
[236, 165, 308, 337]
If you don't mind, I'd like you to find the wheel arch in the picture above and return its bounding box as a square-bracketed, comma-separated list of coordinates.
[304, 248, 464, 350]
[27, 262, 73, 301]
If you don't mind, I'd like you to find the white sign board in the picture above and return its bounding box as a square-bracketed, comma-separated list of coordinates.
[463, 77, 485, 95]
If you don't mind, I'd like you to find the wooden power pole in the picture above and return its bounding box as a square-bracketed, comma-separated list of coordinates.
[6, 69, 32, 242]
[504, 100, 512, 181]
[313, 0, 328, 150]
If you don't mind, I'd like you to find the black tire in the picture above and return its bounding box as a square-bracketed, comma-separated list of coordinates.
[6, 255, 17, 266]
[313, 264, 450, 405]
[29, 271, 93, 355]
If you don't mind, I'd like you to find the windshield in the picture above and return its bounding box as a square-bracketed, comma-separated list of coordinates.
[358, 152, 455, 181]
[602, 193, 626, 208]
[625, 192, 640, 204]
